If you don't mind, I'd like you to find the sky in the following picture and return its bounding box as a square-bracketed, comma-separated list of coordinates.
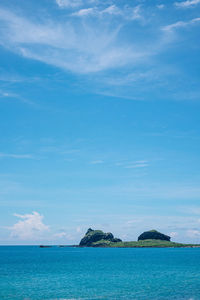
[0, 0, 200, 245]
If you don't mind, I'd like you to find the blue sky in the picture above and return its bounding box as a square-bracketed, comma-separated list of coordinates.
[0, 0, 200, 244]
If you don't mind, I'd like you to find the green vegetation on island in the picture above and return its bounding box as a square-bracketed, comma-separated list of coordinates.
[79, 228, 122, 246]
[138, 229, 171, 241]
[93, 240, 199, 248]
[79, 228, 200, 248]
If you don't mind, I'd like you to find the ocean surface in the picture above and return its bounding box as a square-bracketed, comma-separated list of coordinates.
[0, 246, 200, 299]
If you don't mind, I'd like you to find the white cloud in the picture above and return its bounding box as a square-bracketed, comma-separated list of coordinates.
[0, 7, 149, 74]
[54, 231, 68, 238]
[123, 160, 149, 169]
[186, 229, 200, 238]
[0, 153, 33, 159]
[175, 0, 200, 8]
[101, 5, 143, 21]
[125, 163, 149, 169]
[157, 4, 165, 9]
[0, 89, 34, 105]
[170, 231, 178, 238]
[53, 231, 77, 241]
[163, 17, 200, 32]
[71, 5, 143, 21]
[56, 0, 82, 8]
[115, 160, 149, 169]
[1, 92, 9, 97]
[101, 5, 121, 16]
[53, 227, 83, 242]
[72, 7, 95, 17]
[131, 5, 142, 21]
[9, 212, 49, 240]
[135, 160, 148, 164]
[90, 160, 104, 164]
[0, 4, 191, 81]
[0, 90, 18, 98]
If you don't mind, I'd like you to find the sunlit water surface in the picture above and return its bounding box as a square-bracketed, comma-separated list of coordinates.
[0, 246, 200, 299]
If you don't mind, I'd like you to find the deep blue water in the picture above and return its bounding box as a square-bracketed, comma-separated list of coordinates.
[0, 247, 200, 299]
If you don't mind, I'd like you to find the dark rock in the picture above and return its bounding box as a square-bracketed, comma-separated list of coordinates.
[138, 230, 171, 241]
[111, 238, 122, 243]
[86, 228, 94, 235]
[79, 228, 122, 246]
[104, 232, 114, 240]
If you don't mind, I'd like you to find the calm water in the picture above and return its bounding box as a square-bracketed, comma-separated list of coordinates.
[0, 246, 200, 299]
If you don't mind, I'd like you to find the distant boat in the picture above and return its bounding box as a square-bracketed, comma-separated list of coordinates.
[39, 245, 52, 248]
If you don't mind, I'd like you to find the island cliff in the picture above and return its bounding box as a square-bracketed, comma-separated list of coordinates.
[138, 230, 171, 241]
[77, 228, 200, 248]
[79, 228, 122, 247]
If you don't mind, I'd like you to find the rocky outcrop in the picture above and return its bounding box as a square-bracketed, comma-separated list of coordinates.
[79, 228, 122, 247]
[138, 230, 171, 241]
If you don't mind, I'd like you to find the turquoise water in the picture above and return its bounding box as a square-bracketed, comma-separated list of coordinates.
[0, 247, 200, 299]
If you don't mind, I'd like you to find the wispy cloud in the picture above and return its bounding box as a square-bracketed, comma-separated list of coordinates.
[0, 3, 199, 101]
[163, 17, 200, 32]
[170, 231, 178, 237]
[175, 0, 200, 8]
[0, 89, 35, 105]
[125, 163, 149, 169]
[0, 91, 11, 97]
[186, 229, 200, 238]
[72, 4, 143, 21]
[71, 7, 95, 17]
[116, 160, 149, 169]
[101, 5, 122, 16]
[90, 160, 104, 164]
[53, 226, 84, 241]
[56, 0, 82, 8]
[8, 212, 49, 240]
[131, 5, 143, 21]
[0, 153, 33, 159]
[157, 4, 165, 9]
[0, 6, 153, 74]
[53, 231, 68, 238]
[72, 5, 122, 18]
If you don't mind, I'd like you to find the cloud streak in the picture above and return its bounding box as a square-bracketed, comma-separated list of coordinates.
[71, 7, 95, 16]
[0, 153, 33, 159]
[175, 0, 200, 8]
[0, 3, 199, 101]
[56, 0, 82, 8]
[0, 6, 156, 74]
[71, 4, 143, 21]
[163, 17, 200, 32]
[116, 160, 149, 169]
[124, 163, 149, 169]
[0, 89, 35, 105]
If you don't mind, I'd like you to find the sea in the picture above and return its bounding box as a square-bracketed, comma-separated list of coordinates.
[0, 246, 200, 300]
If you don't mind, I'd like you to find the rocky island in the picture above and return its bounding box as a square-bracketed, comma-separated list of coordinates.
[78, 228, 200, 248]
[79, 228, 122, 247]
[138, 229, 171, 241]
